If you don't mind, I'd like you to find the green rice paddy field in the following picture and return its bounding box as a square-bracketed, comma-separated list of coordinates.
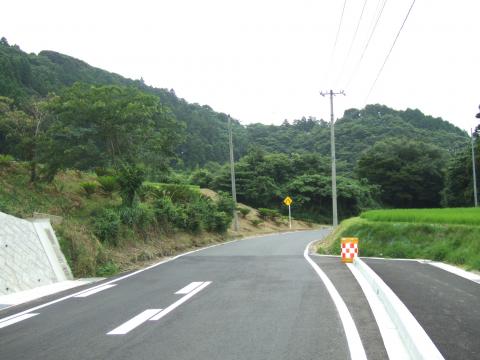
[360, 208, 480, 226]
[319, 208, 480, 271]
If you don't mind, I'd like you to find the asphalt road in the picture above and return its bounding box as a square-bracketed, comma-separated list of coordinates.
[0, 230, 358, 360]
[364, 258, 480, 360]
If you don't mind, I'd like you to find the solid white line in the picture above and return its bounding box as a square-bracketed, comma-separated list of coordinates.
[0, 313, 38, 329]
[175, 282, 204, 295]
[303, 241, 367, 360]
[73, 284, 117, 298]
[150, 281, 211, 321]
[427, 261, 480, 284]
[107, 309, 162, 335]
[347, 263, 409, 360]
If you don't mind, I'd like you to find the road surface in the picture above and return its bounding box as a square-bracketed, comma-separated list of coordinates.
[0, 230, 374, 360]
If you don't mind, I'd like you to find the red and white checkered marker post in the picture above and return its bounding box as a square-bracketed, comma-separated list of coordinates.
[341, 237, 359, 263]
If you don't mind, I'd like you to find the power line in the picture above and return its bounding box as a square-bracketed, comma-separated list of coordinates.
[325, 0, 348, 86]
[335, 0, 368, 87]
[344, 0, 388, 90]
[365, 0, 416, 102]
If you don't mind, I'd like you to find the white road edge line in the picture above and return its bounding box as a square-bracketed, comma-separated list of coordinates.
[426, 261, 480, 284]
[150, 281, 211, 321]
[0, 313, 38, 329]
[73, 284, 117, 298]
[353, 258, 444, 359]
[0, 238, 236, 326]
[175, 282, 204, 295]
[107, 309, 162, 335]
[346, 263, 409, 360]
[303, 241, 367, 360]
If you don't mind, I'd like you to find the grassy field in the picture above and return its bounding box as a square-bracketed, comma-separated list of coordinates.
[361, 208, 480, 226]
[319, 208, 480, 271]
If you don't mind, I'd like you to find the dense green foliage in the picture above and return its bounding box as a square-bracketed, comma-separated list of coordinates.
[190, 149, 379, 222]
[0, 39, 468, 169]
[0, 38, 477, 222]
[443, 138, 480, 207]
[356, 139, 446, 208]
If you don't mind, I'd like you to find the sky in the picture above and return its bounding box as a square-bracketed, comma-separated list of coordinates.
[1, 0, 479, 132]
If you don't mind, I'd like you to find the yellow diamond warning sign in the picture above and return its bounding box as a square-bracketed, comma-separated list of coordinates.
[283, 196, 293, 206]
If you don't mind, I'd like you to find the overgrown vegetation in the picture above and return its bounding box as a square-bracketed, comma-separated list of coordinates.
[318, 211, 480, 271]
[0, 163, 234, 277]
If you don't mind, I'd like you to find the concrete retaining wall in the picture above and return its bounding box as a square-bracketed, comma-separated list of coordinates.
[0, 212, 72, 295]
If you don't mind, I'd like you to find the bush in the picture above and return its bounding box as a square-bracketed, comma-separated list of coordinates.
[93, 208, 121, 245]
[154, 196, 182, 226]
[80, 182, 97, 198]
[94, 167, 115, 177]
[205, 211, 231, 233]
[258, 208, 280, 220]
[96, 260, 119, 276]
[238, 207, 251, 218]
[117, 204, 155, 229]
[216, 192, 235, 214]
[250, 219, 263, 227]
[0, 154, 14, 168]
[98, 176, 117, 194]
[116, 163, 145, 207]
[144, 182, 201, 203]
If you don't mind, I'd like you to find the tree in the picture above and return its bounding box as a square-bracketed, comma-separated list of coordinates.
[42, 83, 183, 179]
[0, 96, 48, 182]
[356, 138, 446, 208]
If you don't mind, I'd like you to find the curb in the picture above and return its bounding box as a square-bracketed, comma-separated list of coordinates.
[352, 258, 444, 360]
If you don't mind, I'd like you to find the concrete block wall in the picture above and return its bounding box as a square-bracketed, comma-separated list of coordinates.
[0, 212, 73, 295]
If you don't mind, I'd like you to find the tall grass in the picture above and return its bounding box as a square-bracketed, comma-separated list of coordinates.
[319, 217, 480, 271]
[361, 208, 480, 226]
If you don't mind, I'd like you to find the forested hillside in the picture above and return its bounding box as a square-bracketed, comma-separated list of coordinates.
[1, 37, 477, 219]
[0, 38, 469, 169]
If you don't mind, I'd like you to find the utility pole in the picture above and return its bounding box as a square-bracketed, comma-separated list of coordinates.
[228, 115, 239, 231]
[471, 128, 478, 207]
[320, 90, 345, 227]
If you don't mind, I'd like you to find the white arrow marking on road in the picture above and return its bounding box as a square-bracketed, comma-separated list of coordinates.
[149, 281, 211, 321]
[0, 313, 38, 329]
[74, 284, 117, 298]
[107, 309, 163, 335]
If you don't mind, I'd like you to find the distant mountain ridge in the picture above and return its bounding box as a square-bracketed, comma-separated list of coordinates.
[0, 37, 469, 168]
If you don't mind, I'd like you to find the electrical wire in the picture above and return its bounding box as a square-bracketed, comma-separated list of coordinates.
[344, 0, 388, 90]
[335, 0, 368, 87]
[324, 0, 348, 86]
[364, 0, 416, 103]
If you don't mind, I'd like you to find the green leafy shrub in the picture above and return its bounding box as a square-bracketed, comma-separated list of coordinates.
[154, 196, 182, 226]
[116, 163, 145, 207]
[97, 175, 117, 194]
[216, 192, 235, 214]
[250, 219, 263, 227]
[117, 204, 155, 229]
[144, 182, 201, 203]
[93, 208, 121, 245]
[205, 211, 231, 233]
[94, 167, 115, 177]
[0, 154, 14, 168]
[258, 208, 280, 220]
[80, 182, 97, 198]
[238, 207, 251, 218]
[96, 260, 119, 276]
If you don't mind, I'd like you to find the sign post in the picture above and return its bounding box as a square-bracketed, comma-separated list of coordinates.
[283, 196, 293, 229]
